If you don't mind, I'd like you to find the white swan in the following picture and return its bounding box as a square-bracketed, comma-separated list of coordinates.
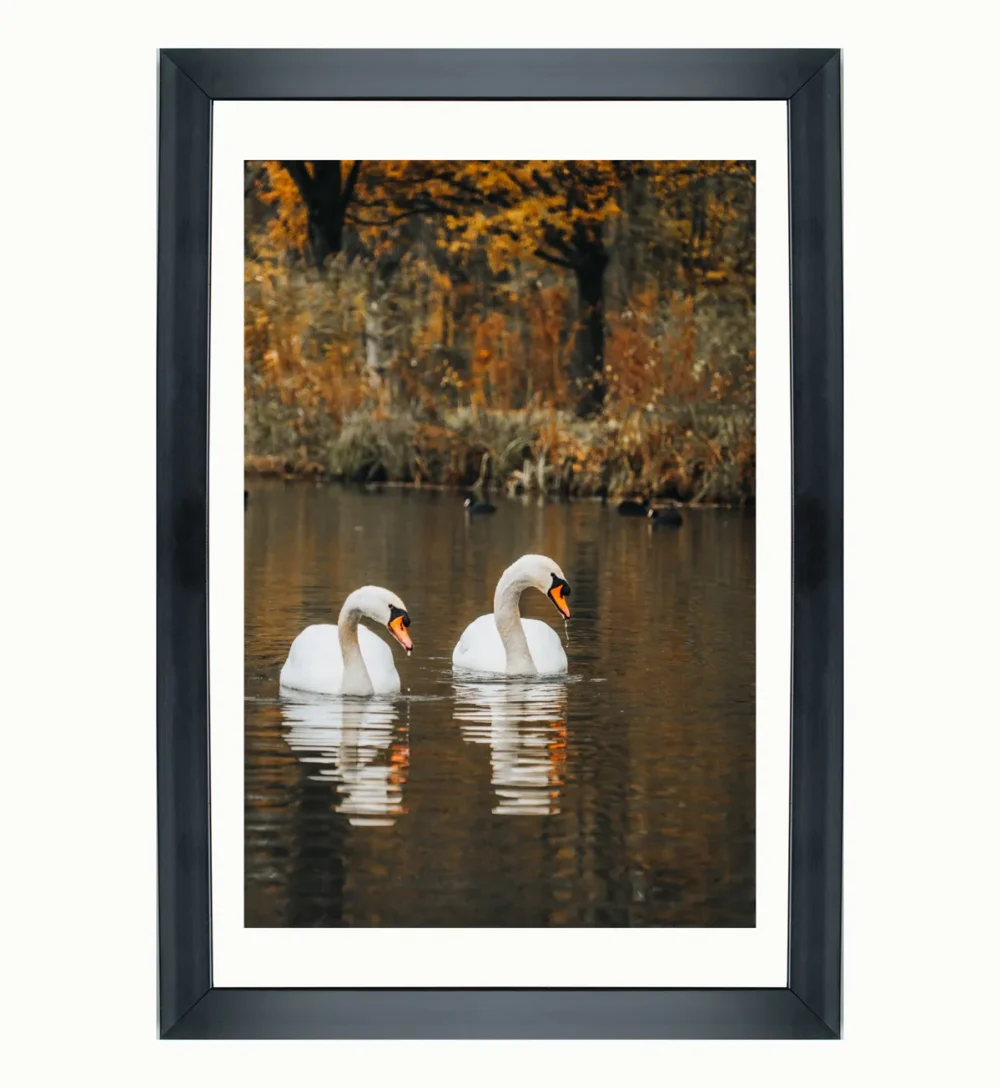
[451, 554, 571, 676]
[279, 586, 413, 696]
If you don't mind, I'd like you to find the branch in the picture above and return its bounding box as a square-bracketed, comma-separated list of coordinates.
[350, 195, 463, 215]
[501, 167, 530, 196]
[534, 248, 577, 270]
[540, 227, 576, 260]
[340, 159, 363, 210]
[530, 167, 558, 198]
[346, 205, 447, 226]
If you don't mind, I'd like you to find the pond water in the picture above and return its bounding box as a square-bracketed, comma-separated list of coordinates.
[245, 482, 755, 927]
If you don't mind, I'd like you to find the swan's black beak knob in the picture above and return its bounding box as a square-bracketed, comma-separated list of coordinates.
[388, 606, 413, 653]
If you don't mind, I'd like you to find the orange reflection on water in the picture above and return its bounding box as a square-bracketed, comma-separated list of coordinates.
[281, 695, 409, 827]
[453, 680, 568, 816]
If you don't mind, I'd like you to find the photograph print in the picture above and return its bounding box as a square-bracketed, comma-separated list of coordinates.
[244, 159, 756, 928]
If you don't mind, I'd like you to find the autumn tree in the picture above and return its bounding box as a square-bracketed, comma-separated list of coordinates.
[252, 159, 754, 418]
[433, 162, 637, 416]
[272, 160, 476, 265]
[280, 161, 362, 265]
[645, 161, 756, 292]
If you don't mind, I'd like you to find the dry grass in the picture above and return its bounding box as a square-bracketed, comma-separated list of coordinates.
[245, 262, 755, 505]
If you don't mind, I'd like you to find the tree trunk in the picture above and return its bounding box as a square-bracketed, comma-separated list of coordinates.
[362, 251, 403, 397]
[304, 161, 345, 265]
[572, 251, 609, 418]
[282, 160, 361, 267]
[364, 275, 387, 390]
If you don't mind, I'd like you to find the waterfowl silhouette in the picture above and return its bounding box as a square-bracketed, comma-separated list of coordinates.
[647, 506, 683, 528]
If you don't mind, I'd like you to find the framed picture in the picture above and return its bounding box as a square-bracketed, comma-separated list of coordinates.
[158, 48, 842, 1039]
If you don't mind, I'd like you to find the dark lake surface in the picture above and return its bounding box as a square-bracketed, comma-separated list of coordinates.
[245, 482, 755, 927]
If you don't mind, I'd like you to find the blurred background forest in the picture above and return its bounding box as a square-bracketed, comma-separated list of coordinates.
[245, 160, 755, 505]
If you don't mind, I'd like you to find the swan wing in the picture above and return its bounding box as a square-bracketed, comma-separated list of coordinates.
[522, 619, 568, 675]
[279, 623, 400, 695]
[451, 614, 507, 674]
[451, 615, 567, 675]
[279, 625, 345, 694]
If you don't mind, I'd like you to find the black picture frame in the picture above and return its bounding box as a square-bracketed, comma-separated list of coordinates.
[157, 48, 843, 1040]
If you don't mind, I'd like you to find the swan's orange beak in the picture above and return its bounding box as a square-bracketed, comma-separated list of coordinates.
[388, 611, 413, 654]
[547, 581, 571, 619]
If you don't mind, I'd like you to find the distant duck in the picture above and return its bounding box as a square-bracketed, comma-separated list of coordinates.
[464, 497, 497, 515]
[617, 497, 649, 517]
[647, 506, 683, 528]
[244, 489, 249, 508]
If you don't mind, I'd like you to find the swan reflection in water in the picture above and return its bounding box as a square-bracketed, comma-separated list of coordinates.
[280, 695, 409, 827]
[452, 680, 568, 816]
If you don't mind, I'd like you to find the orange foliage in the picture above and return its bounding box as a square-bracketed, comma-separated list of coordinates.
[255, 163, 309, 254]
[244, 159, 755, 502]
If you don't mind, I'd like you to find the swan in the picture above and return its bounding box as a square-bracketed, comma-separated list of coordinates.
[279, 586, 413, 696]
[451, 554, 571, 676]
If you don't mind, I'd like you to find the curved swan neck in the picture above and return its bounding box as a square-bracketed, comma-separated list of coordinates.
[337, 591, 375, 696]
[493, 566, 538, 675]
